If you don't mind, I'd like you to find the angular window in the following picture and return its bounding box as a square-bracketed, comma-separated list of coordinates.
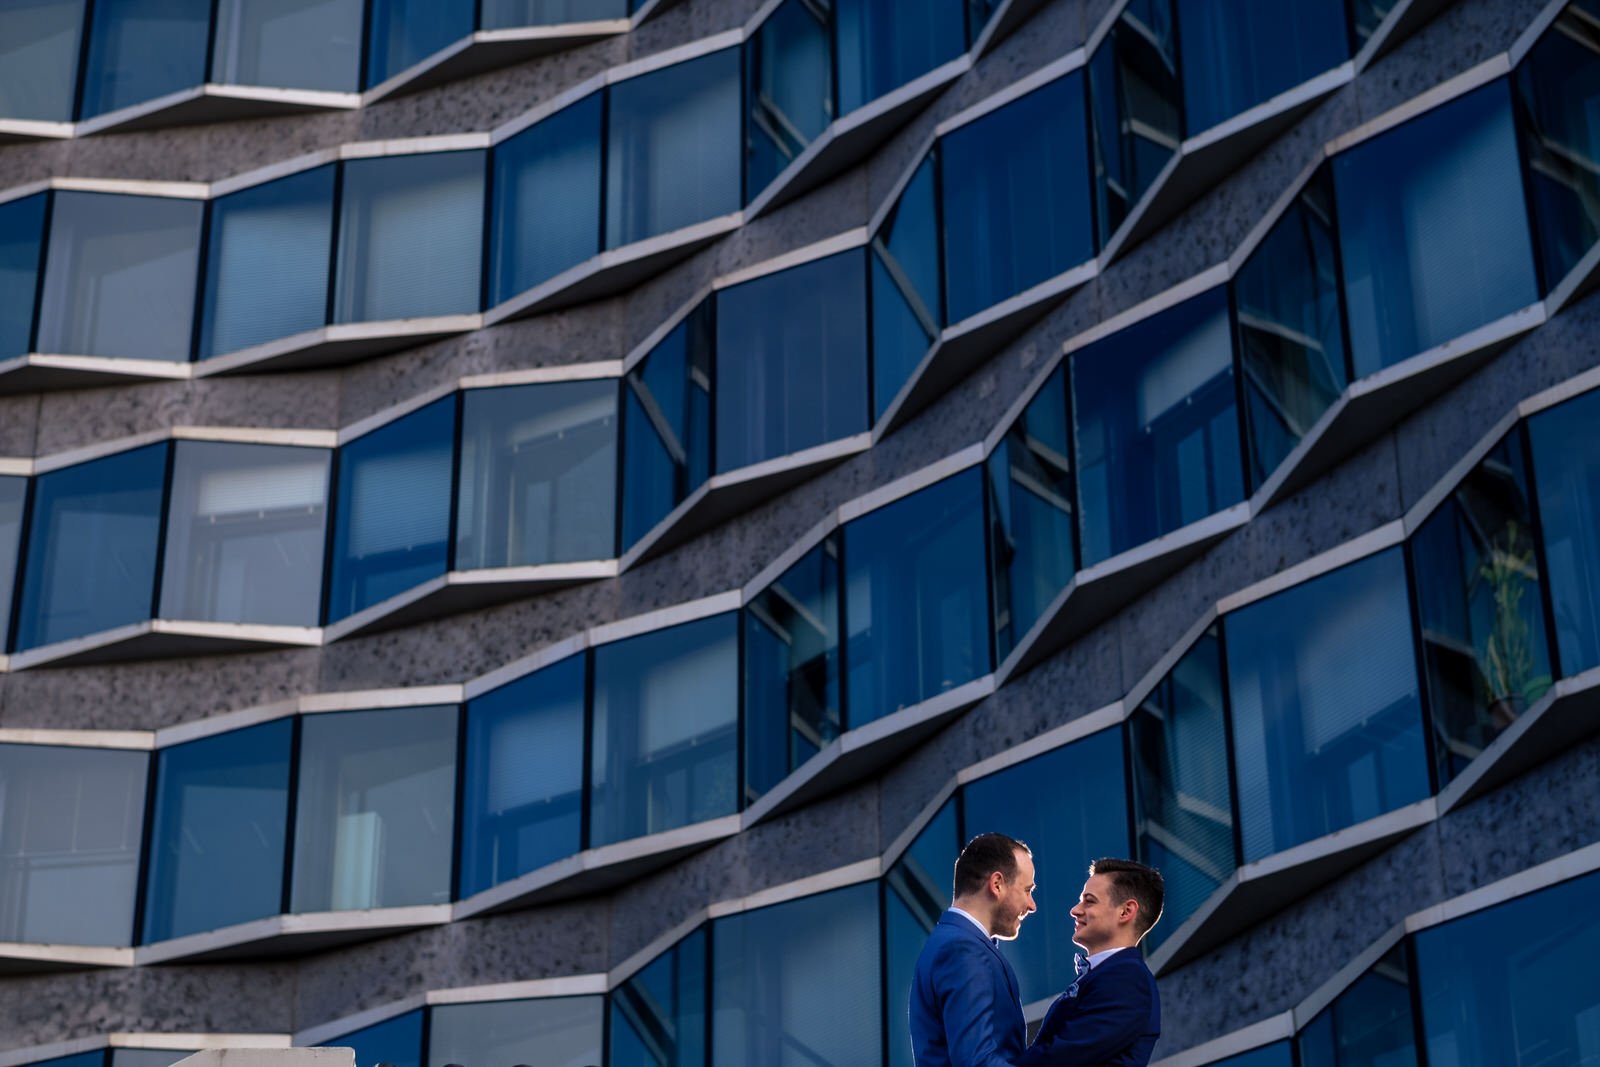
[334, 151, 485, 324]
[1298, 943, 1419, 1067]
[1334, 81, 1539, 376]
[0, 193, 46, 362]
[428, 996, 604, 1067]
[988, 366, 1076, 662]
[200, 165, 336, 360]
[1347, 0, 1399, 50]
[1088, 0, 1182, 243]
[621, 303, 711, 548]
[611, 927, 708, 1067]
[33, 1054, 110, 1067]
[606, 49, 741, 248]
[941, 73, 1093, 323]
[481, 0, 628, 28]
[490, 93, 603, 304]
[14, 443, 166, 652]
[79, 0, 209, 119]
[0, 744, 147, 946]
[321, 1009, 423, 1067]
[835, 0, 964, 114]
[0, 477, 24, 651]
[712, 883, 882, 1065]
[1208, 1045, 1295, 1067]
[1177, 0, 1349, 135]
[844, 469, 990, 725]
[1530, 389, 1600, 673]
[1225, 549, 1430, 861]
[36, 192, 202, 362]
[1410, 430, 1552, 786]
[159, 442, 330, 627]
[363, 0, 471, 87]
[1127, 626, 1236, 952]
[327, 397, 455, 624]
[0, 0, 85, 121]
[589, 614, 739, 848]
[458, 655, 586, 900]
[871, 153, 941, 420]
[109, 1052, 189, 1067]
[290, 705, 458, 913]
[745, 0, 833, 197]
[744, 536, 842, 803]
[884, 800, 958, 1067]
[715, 250, 869, 473]
[141, 719, 292, 944]
[211, 0, 362, 91]
[1073, 286, 1243, 566]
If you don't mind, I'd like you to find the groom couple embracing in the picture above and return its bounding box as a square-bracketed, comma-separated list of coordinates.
[909, 834, 1163, 1067]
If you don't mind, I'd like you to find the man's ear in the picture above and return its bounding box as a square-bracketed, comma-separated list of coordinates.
[1119, 899, 1139, 927]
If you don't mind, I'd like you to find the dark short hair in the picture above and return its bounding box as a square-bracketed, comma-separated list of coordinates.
[1089, 858, 1164, 937]
[953, 833, 1030, 898]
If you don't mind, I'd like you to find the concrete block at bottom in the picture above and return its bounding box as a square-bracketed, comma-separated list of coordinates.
[176, 1050, 355, 1067]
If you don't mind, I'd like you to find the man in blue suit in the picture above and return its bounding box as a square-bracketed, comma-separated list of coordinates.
[1016, 857, 1164, 1066]
[909, 833, 1037, 1067]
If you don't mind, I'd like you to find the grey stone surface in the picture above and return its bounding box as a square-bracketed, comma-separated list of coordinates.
[0, 396, 39, 456]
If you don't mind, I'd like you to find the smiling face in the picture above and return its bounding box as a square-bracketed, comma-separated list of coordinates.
[1070, 872, 1136, 954]
[991, 848, 1038, 941]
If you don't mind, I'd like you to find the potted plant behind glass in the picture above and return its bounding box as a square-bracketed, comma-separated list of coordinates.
[1476, 520, 1552, 729]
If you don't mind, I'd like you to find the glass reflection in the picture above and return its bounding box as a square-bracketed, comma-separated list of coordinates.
[611, 927, 708, 1067]
[0, 476, 24, 651]
[0, 0, 85, 121]
[211, 0, 361, 91]
[1529, 388, 1600, 673]
[835, 0, 965, 115]
[364, 0, 471, 86]
[1177, 0, 1348, 134]
[428, 996, 604, 1067]
[1088, 0, 1182, 243]
[1208, 1045, 1295, 1067]
[621, 303, 712, 548]
[745, 0, 832, 197]
[80, 0, 209, 119]
[0, 193, 46, 362]
[320, 1009, 423, 1067]
[481, 0, 627, 27]
[884, 800, 958, 1067]
[1298, 943, 1419, 1067]
[871, 153, 941, 420]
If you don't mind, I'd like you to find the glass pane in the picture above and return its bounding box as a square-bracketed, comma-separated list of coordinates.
[481, 0, 627, 27]
[1225, 548, 1431, 862]
[1072, 286, 1243, 566]
[835, 0, 964, 114]
[620, 303, 712, 549]
[456, 379, 617, 569]
[743, 536, 842, 804]
[714, 249, 869, 473]
[590, 614, 739, 848]
[0, 477, 24, 651]
[109, 1052, 187, 1067]
[0, 193, 46, 362]
[871, 152, 942, 420]
[363, 0, 471, 86]
[941, 73, 1093, 323]
[1209, 1044, 1296, 1067]
[1411, 431, 1551, 786]
[988, 366, 1076, 662]
[211, 0, 361, 90]
[1334, 80, 1539, 376]
[36, 192, 202, 362]
[0, 744, 147, 946]
[33, 1055, 111, 1067]
[1128, 626, 1235, 953]
[1298, 944, 1419, 1067]
[0, 0, 85, 121]
[458, 655, 585, 900]
[1347, 0, 1398, 50]
[844, 468, 990, 726]
[334, 151, 484, 324]
[80, 0, 208, 118]
[711, 883, 881, 1066]
[14, 443, 165, 652]
[1530, 388, 1600, 673]
[1235, 167, 1348, 489]
[1178, 0, 1349, 134]
[142, 719, 292, 943]
[320, 1009, 423, 1067]
[745, 0, 833, 198]
[605, 49, 741, 248]
[429, 996, 603, 1067]
[200, 165, 335, 359]
[290, 705, 457, 912]
[327, 397, 454, 624]
[1088, 0, 1182, 243]
[884, 800, 959, 1067]
[1415, 867, 1600, 1066]
[1515, 1, 1600, 291]
[611, 927, 707, 1067]
[490, 93, 603, 303]
[962, 728, 1129, 1002]
[159, 442, 330, 626]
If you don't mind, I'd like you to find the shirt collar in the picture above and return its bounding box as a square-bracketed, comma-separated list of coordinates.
[1086, 947, 1125, 970]
[949, 907, 996, 943]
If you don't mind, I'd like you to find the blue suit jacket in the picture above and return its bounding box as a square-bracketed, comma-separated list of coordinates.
[1016, 947, 1160, 1067]
[909, 911, 1027, 1067]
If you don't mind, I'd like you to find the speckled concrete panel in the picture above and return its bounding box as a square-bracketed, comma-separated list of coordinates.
[0, 140, 72, 192]
[955, 0, 1086, 112]
[629, 0, 767, 57]
[62, 112, 360, 184]
[0, 396, 39, 457]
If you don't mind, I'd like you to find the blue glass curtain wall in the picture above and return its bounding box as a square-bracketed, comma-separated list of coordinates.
[0, 193, 46, 363]
[1297, 943, 1419, 1067]
[745, 0, 833, 197]
[1176, 0, 1350, 135]
[429, 996, 604, 1066]
[211, 0, 362, 91]
[0, 476, 25, 651]
[322, 1009, 423, 1067]
[621, 302, 713, 548]
[835, 0, 965, 115]
[871, 153, 941, 419]
[0, 0, 85, 121]
[611, 927, 708, 1067]
[1088, 0, 1181, 243]
[79, 0, 211, 120]
[884, 800, 959, 1067]
[363, 0, 472, 87]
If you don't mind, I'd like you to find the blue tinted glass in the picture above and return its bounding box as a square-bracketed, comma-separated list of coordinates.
[871, 154, 941, 420]
[1530, 389, 1600, 673]
[456, 380, 618, 568]
[835, 0, 964, 114]
[715, 250, 869, 472]
[963, 729, 1129, 1002]
[712, 883, 881, 1065]
[0, 0, 85, 121]
[142, 719, 291, 943]
[941, 73, 1093, 323]
[745, 0, 833, 197]
[80, 0, 208, 118]
[1225, 548, 1430, 861]
[1348, 0, 1398, 49]
[201, 166, 335, 359]
[1415, 868, 1600, 1066]
[363, 0, 470, 86]
[621, 304, 712, 549]
[1209, 1043, 1295, 1067]
[1072, 286, 1243, 566]
[211, 0, 362, 90]
[490, 93, 603, 304]
[429, 997, 604, 1067]
[1178, 0, 1349, 134]
[989, 367, 1076, 662]
[1334, 80, 1538, 376]
[885, 801, 959, 1067]
[334, 152, 484, 324]
[1298, 944, 1418, 1067]
[606, 49, 741, 248]
[1088, 0, 1182, 243]
[14, 443, 165, 652]
[611, 928, 708, 1067]
[481, 0, 627, 27]
[845, 470, 990, 726]
[590, 614, 739, 848]
[327, 397, 454, 623]
[0, 477, 24, 651]
[1128, 627, 1235, 953]
[322, 1009, 423, 1067]
[744, 537, 841, 803]
[459, 655, 585, 899]
[0, 193, 45, 362]
[30, 1054, 107, 1067]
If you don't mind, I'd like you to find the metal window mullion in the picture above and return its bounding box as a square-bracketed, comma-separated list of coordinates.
[1213, 619, 1247, 869]
[128, 747, 163, 947]
[1518, 419, 1566, 683]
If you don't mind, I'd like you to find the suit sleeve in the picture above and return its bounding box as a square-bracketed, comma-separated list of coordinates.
[937, 938, 1021, 1067]
[1013, 966, 1154, 1067]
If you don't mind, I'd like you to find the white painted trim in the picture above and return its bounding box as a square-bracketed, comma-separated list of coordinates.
[1184, 63, 1353, 157]
[1061, 264, 1230, 357]
[618, 286, 713, 375]
[0, 728, 153, 750]
[1226, 153, 1326, 275]
[52, 177, 211, 200]
[458, 361, 622, 390]
[868, 130, 939, 236]
[462, 632, 590, 702]
[1291, 922, 1405, 1028]
[740, 511, 842, 601]
[1121, 608, 1221, 718]
[426, 973, 608, 1006]
[1215, 520, 1404, 615]
[608, 31, 743, 86]
[1405, 839, 1600, 933]
[294, 996, 428, 1048]
[1520, 362, 1600, 419]
[1509, 0, 1573, 66]
[704, 858, 882, 919]
[957, 702, 1123, 786]
[488, 73, 607, 145]
[608, 912, 709, 988]
[0, 181, 52, 209]
[1148, 1013, 1295, 1067]
[587, 591, 742, 648]
[170, 426, 337, 448]
[335, 381, 460, 445]
[837, 444, 985, 523]
[1326, 56, 1512, 156]
[933, 50, 1087, 138]
[714, 228, 869, 290]
[298, 685, 463, 714]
